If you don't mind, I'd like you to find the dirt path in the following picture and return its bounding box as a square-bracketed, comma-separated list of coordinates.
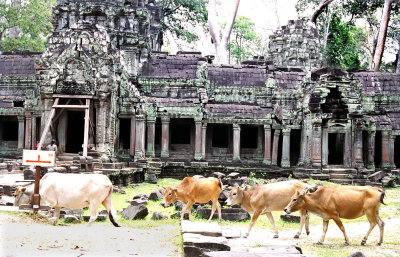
[0, 213, 181, 257]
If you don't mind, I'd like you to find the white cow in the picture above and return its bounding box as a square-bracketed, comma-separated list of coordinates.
[14, 173, 120, 227]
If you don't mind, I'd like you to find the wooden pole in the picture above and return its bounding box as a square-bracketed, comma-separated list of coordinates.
[32, 166, 41, 212]
[37, 98, 59, 150]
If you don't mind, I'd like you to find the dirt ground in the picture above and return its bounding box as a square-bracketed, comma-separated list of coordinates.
[0, 213, 181, 257]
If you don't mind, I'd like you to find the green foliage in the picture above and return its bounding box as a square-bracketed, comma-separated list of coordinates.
[227, 16, 261, 64]
[0, 0, 57, 52]
[326, 14, 368, 69]
[156, 0, 208, 43]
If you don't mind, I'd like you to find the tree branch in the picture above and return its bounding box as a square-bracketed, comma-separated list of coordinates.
[222, 0, 240, 43]
[208, 0, 221, 43]
[311, 0, 335, 24]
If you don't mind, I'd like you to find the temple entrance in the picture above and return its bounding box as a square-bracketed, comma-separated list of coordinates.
[328, 133, 344, 165]
[374, 131, 382, 167]
[290, 129, 301, 166]
[395, 136, 400, 168]
[119, 118, 130, 150]
[66, 110, 84, 153]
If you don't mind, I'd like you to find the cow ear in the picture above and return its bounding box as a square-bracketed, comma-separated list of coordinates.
[162, 186, 166, 190]
[21, 187, 27, 193]
[244, 186, 249, 191]
[173, 188, 178, 193]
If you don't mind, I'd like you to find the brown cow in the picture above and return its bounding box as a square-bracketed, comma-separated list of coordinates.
[284, 185, 385, 246]
[226, 180, 310, 238]
[162, 176, 223, 223]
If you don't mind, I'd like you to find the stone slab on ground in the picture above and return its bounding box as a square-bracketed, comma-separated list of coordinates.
[196, 207, 250, 221]
[182, 233, 230, 252]
[181, 220, 222, 237]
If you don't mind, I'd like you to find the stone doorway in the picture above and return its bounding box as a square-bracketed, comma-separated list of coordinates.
[328, 133, 344, 165]
[66, 110, 84, 153]
[394, 136, 400, 168]
[290, 129, 301, 166]
[374, 131, 382, 167]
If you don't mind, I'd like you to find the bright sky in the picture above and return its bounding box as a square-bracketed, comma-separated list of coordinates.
[163, 0, 300, 56]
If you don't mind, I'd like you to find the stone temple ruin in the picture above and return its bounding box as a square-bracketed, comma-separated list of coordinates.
[1, 0, 400, 185]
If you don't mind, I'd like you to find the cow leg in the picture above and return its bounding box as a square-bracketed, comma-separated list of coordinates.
[207, 199, 219, 223]
[332, 216, 350, 246]
[305, 210, 310, 235]
[217, 201, 222, 224]
[88, 201, 101, 226]
[362, 209, 378, 245]
[49, 206, 61, 225]
[181, 200, 194, 221]
[376, 212, 385, 246]
[295, 209, 307, 238]
[318, 219, 329, 245]
[102, 195, 120, 227]
[245, 210, 262, 238]
[265, 212, 279, 238]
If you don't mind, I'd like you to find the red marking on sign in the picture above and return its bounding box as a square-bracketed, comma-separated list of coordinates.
[26, 155, 52, 164]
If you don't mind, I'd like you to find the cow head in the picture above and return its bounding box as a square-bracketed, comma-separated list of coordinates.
[161, 186, 178, 207]
[284, 187, 310, 214]
[225, 184, 247, 206]
[14, 186, 31, 206]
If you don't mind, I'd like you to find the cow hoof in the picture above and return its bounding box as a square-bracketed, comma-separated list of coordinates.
[344, 242, 349, 246]
[376, 243, 382, 246]
[316, 241, 323, 245]
[273, 235, 279, 239]
[361, 240, 366, 246]
[294, 235, 299, 239]
[306, 232, 310, 235]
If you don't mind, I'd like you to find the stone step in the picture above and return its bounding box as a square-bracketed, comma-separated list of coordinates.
[102, 162, 125, 169]
[99, 169, 121, 175]
[310, 174, 329, 180]
[330, 178, 353, 185]
[324, 168, 357, 174]
[329, 173, 351, 180]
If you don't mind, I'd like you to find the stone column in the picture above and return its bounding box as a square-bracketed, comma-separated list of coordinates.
[353, 121, 364, 168]
[135, 114, 145, 160]
[281, 128, 291, 167]
[129, 115, 136, 156]
[367, 130, 375, 169]
[382, 131, 394, 168]
[263, 125, 272, 164]
[17, 116, 25, 149]
[233, 123, 241, 161]
[95, 100, 107, 154]
[161, 117, 170, 158]
[201, 122, 207, 159]
[24, 111, 32, 149]
[311, 124, 321, 167]
[321, 128, 328, 166]
[31, 116, 37, 149]
[256, 126, 263, 159]
[146, 119, 155, 157]
[194, 120, 202, 160]
[271, 129, 280, 166]
[344, 130, 352, 167]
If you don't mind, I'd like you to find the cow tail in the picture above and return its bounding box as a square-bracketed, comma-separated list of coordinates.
[107, 187, 121, 227]
[379, 189, 387, 205]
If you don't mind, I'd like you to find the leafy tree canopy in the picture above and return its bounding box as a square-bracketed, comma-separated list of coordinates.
[228, 16, 260, 64]
[157, 0, 208, 43]
[0, 0, 57, 52]
[326, 14, 368, 69]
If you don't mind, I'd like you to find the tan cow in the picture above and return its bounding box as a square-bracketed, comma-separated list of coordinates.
[226, 180, 310, 238]
[162, 176, 222, 223]
[284, 185, 385, 246]
[14, 173, 120, 227]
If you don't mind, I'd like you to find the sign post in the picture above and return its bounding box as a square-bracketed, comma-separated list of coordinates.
[22, 150, 55, 212]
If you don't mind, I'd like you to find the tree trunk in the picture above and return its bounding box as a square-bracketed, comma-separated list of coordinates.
[372, 0, 393, 71]
[208, 0, 240, 64]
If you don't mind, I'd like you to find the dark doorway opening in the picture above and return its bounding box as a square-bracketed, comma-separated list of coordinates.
[328, 133, 344, 165]
[395, 136, 400, 168]
[170, 118, 192, 145]
[66, 111, 84, 153]
[240, 125, 258, 149]
[290, 129, 301, 166]
[321, 87, 348, 121]
[277, 132, 283, 166]
[374, 131, 382, 167]
[119, 118, 130, 150]
[155, 117, 161, 145]
[212, 124, 230, 148]
[0, 116, 18, 141]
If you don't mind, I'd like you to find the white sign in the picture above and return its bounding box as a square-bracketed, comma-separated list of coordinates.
[22, 150, 56, 167]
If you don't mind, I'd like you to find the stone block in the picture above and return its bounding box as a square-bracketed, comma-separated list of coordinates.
[381, 176, 394, 187]
[368, 171, 386, 182]
[64, 215, 81, 224]
[82, 214, 107, 222]
[197, 207, 250, 222]
[181, 220, 222, 237]
[127, 198, 149, 206]
[23, 168, 35, 180]
[347, 252, 365, 257]
[280, 214, 300, 223]
[151, 211, 167, 220]
[122, 204, 149, 220]
[148, 189, 164, 200]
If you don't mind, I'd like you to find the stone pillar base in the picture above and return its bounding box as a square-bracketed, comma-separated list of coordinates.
[281, 161, 290, 168]
[194, 153, 203, 161]
[161, 151, 169, 158]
